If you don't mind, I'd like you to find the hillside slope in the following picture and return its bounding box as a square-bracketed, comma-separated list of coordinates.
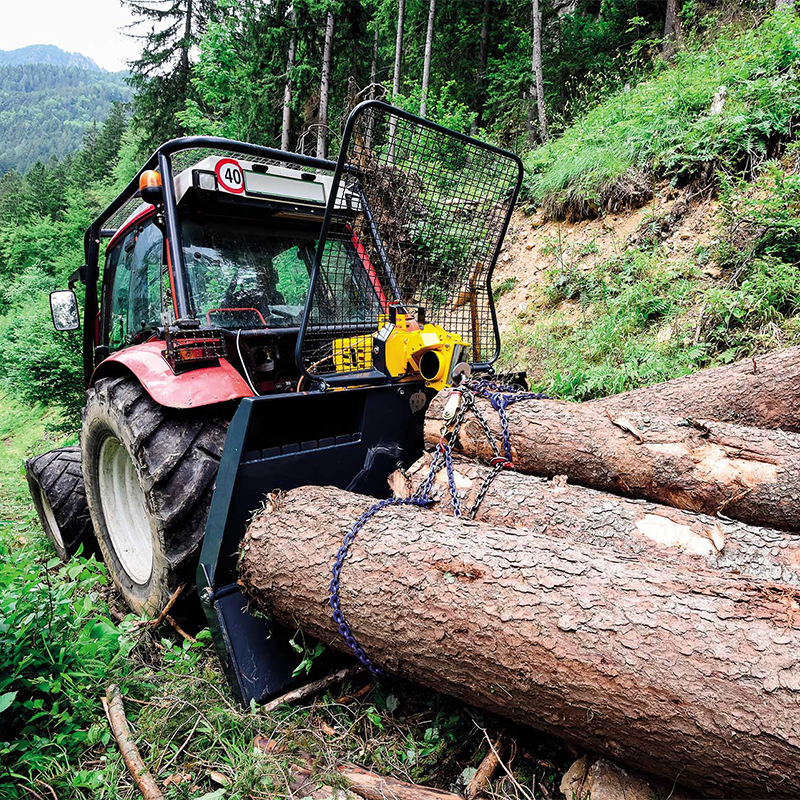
[502, 9, 800, 400]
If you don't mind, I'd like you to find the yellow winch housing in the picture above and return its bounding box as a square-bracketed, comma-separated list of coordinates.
[332, 307, 469, 391]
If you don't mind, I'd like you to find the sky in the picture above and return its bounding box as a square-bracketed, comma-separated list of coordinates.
[0, 0, 140, 72]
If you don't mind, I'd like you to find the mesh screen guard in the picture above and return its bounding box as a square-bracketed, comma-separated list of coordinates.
[296, 101, 523, 382]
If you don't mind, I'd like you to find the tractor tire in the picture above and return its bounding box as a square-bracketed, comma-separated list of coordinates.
[26, 446, 95, 561]
[82, 376, 230, 615]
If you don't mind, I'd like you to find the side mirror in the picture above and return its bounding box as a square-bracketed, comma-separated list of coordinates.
[50, 290, 80, 331]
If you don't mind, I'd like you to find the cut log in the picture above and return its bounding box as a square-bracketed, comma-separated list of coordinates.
[393, 454, 800, 586]
[239, 486, 800, 797]
[591, 345, 800, 430]
[425, 391, 800, 531]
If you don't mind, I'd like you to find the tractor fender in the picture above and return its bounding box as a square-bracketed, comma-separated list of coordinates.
[90, 340, 254, 410]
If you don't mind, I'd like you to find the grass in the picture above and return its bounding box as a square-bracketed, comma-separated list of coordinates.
[522, 8, 800, 220]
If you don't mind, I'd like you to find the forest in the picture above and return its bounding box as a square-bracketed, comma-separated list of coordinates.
[0, 61, 129, 173]
[2, 0, 800, 797]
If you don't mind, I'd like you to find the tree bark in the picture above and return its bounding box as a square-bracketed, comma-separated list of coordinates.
[425, 391, 800, 532]
[662, 0, 683, 58]
[393, 453, 800, 585]
[420, 0, 436, 117]
[281, 9, 297, 152]
[471, 0, 492, 135]
[388, 0, 405, 162]
[239, 486, 800, 798]
[317, 9, 335, 159]
[591, 346, 800, 431]
[531, 0, 548, 143]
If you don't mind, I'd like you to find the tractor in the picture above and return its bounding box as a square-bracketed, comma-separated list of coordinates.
[26, 102, 523, 704]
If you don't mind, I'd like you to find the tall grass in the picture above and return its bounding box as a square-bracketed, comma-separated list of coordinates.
[522, 9, 800, 218]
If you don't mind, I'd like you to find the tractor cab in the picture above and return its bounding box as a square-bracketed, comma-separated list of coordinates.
[38, 103, 523, 707]
[89, 153, 375, 398]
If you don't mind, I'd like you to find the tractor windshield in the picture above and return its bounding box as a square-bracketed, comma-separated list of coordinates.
[181, 215, 381, 330]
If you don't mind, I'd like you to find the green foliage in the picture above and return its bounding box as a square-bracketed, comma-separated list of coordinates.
[0, 545, 133, 796]
[0, 111, 128, 423]
[0, 64, 129, 173]
[493, 276, 518, 301]
[501, 247, 706, 399]
[700, 156, 800, 356]
[523, 9, 800, 218]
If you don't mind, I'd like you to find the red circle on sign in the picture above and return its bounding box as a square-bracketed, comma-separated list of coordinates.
[215, 158, 244, 194]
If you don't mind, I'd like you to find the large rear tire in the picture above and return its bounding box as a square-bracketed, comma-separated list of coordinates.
[82, 376, 229, 615]
[26, 447, 95, 561]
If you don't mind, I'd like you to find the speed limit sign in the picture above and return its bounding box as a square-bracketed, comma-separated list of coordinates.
[215, 158, 245, 193]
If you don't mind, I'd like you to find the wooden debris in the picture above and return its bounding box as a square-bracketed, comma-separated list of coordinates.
[103, 684, 164, 800]
[465, 737, 503, 799]
[261, 665, 365, 714]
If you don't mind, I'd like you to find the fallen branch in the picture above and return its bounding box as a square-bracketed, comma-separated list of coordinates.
[293, 761, 463, 800]
[465, 737, 503, 799]
[166, 614, 197, 643]
[103, 684, 164, 800]
[148, 583, 185, 630]
[261, 665, 365, 714]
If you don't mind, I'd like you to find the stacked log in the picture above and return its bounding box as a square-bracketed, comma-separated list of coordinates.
[239, 347, 800, 798]
[590, 345, 800, 430]
[425, 395, 800, 531]
[239, 486, 800, 798]
[392, 453, 800, 586]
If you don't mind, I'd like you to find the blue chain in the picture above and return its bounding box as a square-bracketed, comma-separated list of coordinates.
[469, 379, 549, 465]
[329, 376, 547, 670]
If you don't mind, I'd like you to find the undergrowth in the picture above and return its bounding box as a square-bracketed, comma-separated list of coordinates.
[503, 151, 800, 399]
[521, 8, 800, 220]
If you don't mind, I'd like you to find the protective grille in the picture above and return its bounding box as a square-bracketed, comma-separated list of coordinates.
[298, 101, 522, 379]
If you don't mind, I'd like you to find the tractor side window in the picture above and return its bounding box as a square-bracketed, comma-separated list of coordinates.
[108, 235, 133, 351]
[107, 219, 164, 352]
[129, 222, 164, 336]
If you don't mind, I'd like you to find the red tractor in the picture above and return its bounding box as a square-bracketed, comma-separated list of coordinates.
[26, 102, 522, 704]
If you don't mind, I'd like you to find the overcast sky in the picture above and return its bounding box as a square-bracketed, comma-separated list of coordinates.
[1, 0, 140, 72]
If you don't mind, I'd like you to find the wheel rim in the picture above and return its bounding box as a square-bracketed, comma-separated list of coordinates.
[97, 436, 153, 585]
[37, 483, 65, 551]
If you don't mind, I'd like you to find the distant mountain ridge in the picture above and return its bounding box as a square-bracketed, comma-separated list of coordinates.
[0, 44, 102, 72]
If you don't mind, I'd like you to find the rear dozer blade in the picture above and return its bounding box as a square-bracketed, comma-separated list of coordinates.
[197, 383, 431, 705]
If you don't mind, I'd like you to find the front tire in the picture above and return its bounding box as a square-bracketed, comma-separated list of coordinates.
[82, 376, 229, 614]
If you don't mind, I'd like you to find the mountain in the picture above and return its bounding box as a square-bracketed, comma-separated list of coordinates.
[0, 55, 130, 174]
[0, 44, 102, 72]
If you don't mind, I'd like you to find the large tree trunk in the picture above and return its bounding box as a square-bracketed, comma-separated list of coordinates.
[281, 9, 297, 152]
[425, 392, 800, 532]
[591, 346, 800, 430]
[388, 0, 406, 162]
[393, 454, 800, 585]
[531, 0, 548, 143]
[471, 0, 492, 135]
[317, 10, 335, 159]
[420, 0, 436, 117]
[240, 486, 800, 798]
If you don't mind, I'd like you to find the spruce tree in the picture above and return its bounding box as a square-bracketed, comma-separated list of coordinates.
[122, 0, 219, 151]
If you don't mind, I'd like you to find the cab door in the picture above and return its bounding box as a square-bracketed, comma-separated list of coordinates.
[103, 218, 165, 353]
